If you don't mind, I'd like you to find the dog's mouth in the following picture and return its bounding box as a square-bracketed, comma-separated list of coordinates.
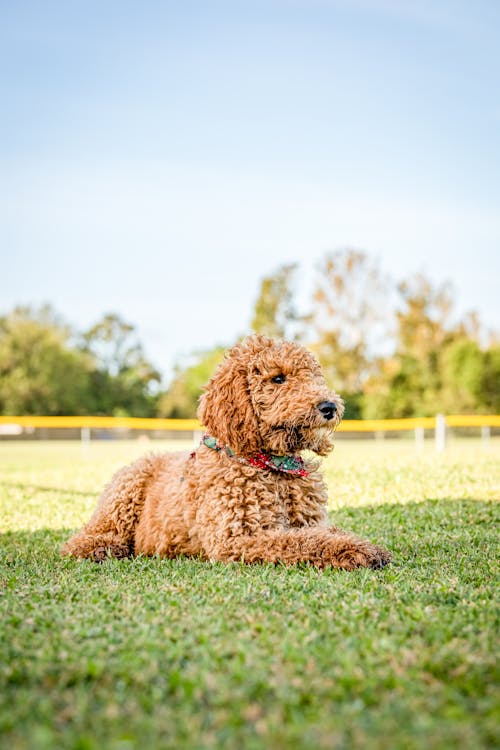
[269, 422, 337, 454]
[271, 421, 337, 435]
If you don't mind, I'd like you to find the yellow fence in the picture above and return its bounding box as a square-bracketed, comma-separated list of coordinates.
[0, 414, 499, 432]
[0, 415, 200, 431]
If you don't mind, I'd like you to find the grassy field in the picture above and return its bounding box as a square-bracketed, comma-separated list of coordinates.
[0, 438, 498, 750]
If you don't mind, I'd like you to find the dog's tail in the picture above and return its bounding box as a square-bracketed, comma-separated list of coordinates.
[61, 453, 159, 561]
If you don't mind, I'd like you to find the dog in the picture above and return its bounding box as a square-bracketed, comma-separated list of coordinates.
[62, 335, 390, 570]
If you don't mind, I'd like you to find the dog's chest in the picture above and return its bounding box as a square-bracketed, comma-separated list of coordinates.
[254, 479, 290, 529]
[252, 475, 324, 530]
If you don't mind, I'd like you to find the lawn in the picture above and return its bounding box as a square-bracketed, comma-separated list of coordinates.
[0, 438, 498, 750]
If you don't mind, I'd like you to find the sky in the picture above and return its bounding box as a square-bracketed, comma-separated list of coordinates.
[2, 0, 499, 381]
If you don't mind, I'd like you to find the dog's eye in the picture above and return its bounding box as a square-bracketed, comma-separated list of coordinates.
[271, 374, 286, 384]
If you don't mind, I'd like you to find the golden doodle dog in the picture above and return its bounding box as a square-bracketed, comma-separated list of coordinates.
[62, 336, 390, 570]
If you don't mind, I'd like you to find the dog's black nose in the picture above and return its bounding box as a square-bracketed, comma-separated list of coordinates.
[317, 401, 337, 421]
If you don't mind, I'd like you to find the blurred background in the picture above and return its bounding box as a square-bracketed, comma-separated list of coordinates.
[1, 0, 499, 422]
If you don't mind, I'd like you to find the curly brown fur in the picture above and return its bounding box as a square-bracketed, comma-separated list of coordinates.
[62, 336, 391, 570]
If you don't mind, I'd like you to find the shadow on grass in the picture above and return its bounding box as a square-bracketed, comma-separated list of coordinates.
[1, 497, 496, 571]
[1, 480, 98, 497]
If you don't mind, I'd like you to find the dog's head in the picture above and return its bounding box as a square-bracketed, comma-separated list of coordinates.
[198, 335, 344, 457]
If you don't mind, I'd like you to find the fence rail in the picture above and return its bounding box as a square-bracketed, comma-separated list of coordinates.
[0, 414, 499, 431]
[0, 415, 200, 431]
[1, 414, 498, 452]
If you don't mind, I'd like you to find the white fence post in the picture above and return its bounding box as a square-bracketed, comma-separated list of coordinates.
[81, 426, 91, 458]
[415, 425, 424, 450]
[481, 425, 490, 448]
[435, 414, 446, 452]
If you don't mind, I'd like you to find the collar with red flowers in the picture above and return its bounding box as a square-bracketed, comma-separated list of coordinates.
[200, 433, 309, 477]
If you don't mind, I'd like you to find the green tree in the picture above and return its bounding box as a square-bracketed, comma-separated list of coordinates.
[0, 306, 92, 415]
[158, 346, 226, 419]
[251, 263, 302, 339]
[81, 313, 161, 416]
[362, 274, 496, 417]
[441, 339, 500, 414]
[388, 275, 462, 415]
[395, 275, 455, 359]
[482, 345, 500, 413]
[311, 249, 389, 417]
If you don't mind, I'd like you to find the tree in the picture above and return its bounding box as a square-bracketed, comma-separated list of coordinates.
[157, 346, 226, 419]
[0, 306, 163, 417]
[482, 345, 500, 413]
[388, 275, 463, 415]
[394, 274, 456, 359]
[251, 263, 303, 340]
[81, 313, 152, 376]
[0, 306, 92, 415]
[362, 274, 497, 417]
[441, 339, 500, 414]
[81, 313, 161, 416]
[311, 249, 389, 416]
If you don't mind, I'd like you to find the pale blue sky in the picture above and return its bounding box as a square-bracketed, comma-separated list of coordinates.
[2, 0, 499, 379]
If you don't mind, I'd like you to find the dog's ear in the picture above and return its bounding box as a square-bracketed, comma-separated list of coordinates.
[197, 353, 261, 456]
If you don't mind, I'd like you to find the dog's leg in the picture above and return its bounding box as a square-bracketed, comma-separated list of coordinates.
[61, 531, 131, 562]
[61, 454, 158, 561]
[201, 526, 390, 570]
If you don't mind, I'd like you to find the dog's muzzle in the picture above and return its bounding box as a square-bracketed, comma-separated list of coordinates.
[317, 401, 337, 421]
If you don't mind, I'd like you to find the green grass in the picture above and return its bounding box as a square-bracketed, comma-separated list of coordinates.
[1, 438, 499, 750]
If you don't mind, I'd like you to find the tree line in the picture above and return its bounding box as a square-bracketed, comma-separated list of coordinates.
[0, 308, 161, 417]
[1, 249, 498, 418]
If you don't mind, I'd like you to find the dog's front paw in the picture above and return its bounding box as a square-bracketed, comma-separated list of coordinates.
[367, 544, 391, 569]
[92, 544, 130, 563]
[330, 538, 391, 571]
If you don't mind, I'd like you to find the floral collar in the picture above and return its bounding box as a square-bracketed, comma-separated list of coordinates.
[200, 433, 309, 477]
